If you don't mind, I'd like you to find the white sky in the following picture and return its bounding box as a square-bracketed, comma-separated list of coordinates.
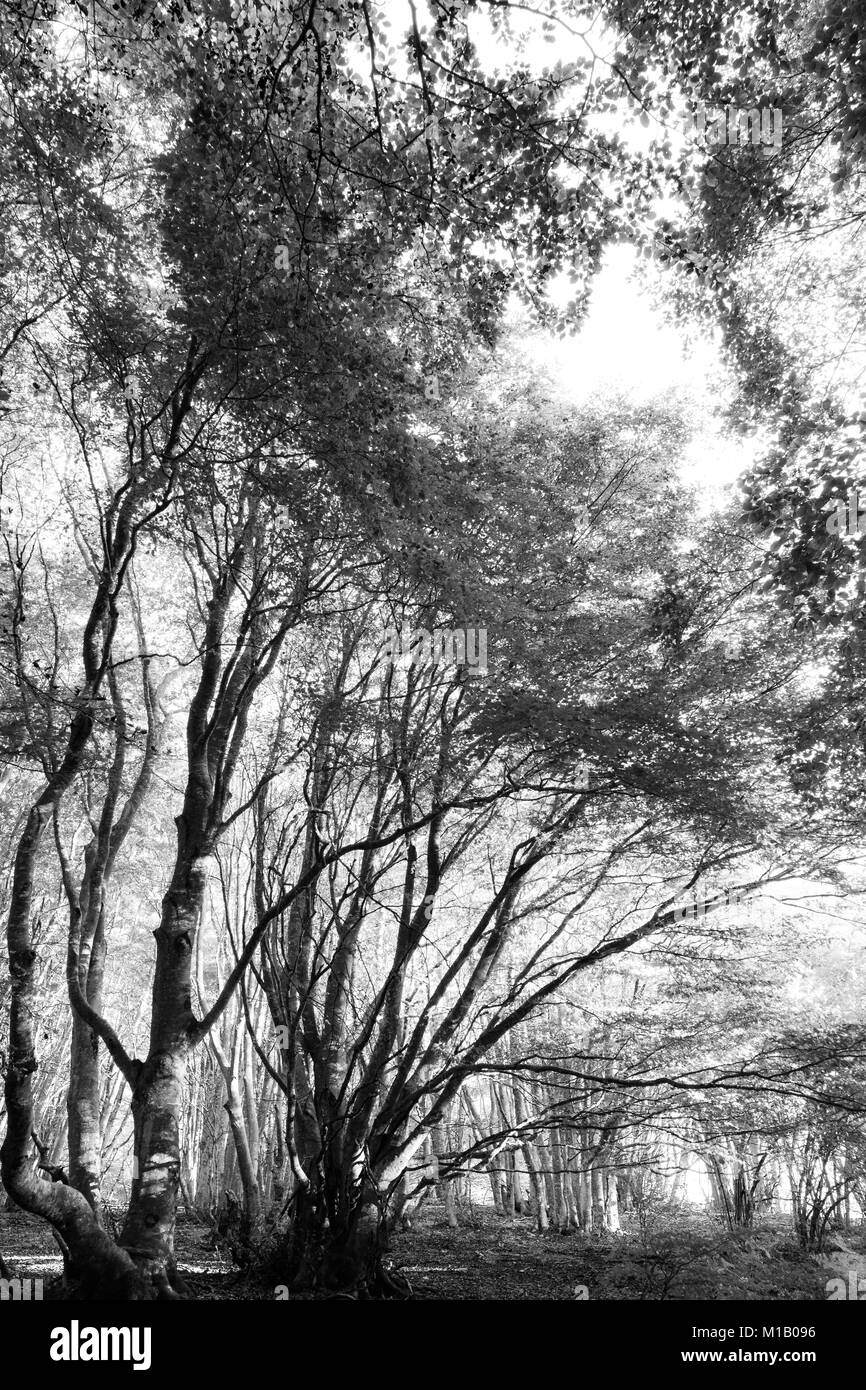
[371, 1, 749, 501]
[513, 245, 751, 501]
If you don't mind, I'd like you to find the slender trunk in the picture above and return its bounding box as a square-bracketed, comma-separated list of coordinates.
[590, 1160, 607, 1231]
[513, 1083, 548, 1231]
[574, 1169, 591, 1229]
[605, 1168, 620, 1232]
[224, 1078, 261, 1226]
[66, 911, 109, 1218]
[243, 1031, 261, 1176]
[553, 1127, 577, 1230]
[67, 1012, 104, 1218]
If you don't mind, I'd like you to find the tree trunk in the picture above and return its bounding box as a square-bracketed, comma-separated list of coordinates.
[67, 1012, 104, 1219]
[119, 1046, 191, 1296]
[513, 1083, 549, 1231]
[66, 909, 110, 1219]
[2, 804, 148, 1299]
[224, 1080, 261, 1228]
[590, 1161, 606, 1231]
[605, 1169, 620, 1232]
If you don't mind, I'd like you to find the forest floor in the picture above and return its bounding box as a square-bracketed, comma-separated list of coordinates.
[386, 1208, 857, 1300]
[1, 1202, 861, 1300]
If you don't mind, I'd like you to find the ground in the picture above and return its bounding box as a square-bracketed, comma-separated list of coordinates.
[1, 1201, 859, 1300]
[384, 1208, 839, 1301]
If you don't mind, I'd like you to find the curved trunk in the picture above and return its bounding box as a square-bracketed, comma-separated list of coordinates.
[2, 811, 147, 1299]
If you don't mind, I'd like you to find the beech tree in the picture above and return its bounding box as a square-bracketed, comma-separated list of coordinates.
[1, 0, 864, 1306]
